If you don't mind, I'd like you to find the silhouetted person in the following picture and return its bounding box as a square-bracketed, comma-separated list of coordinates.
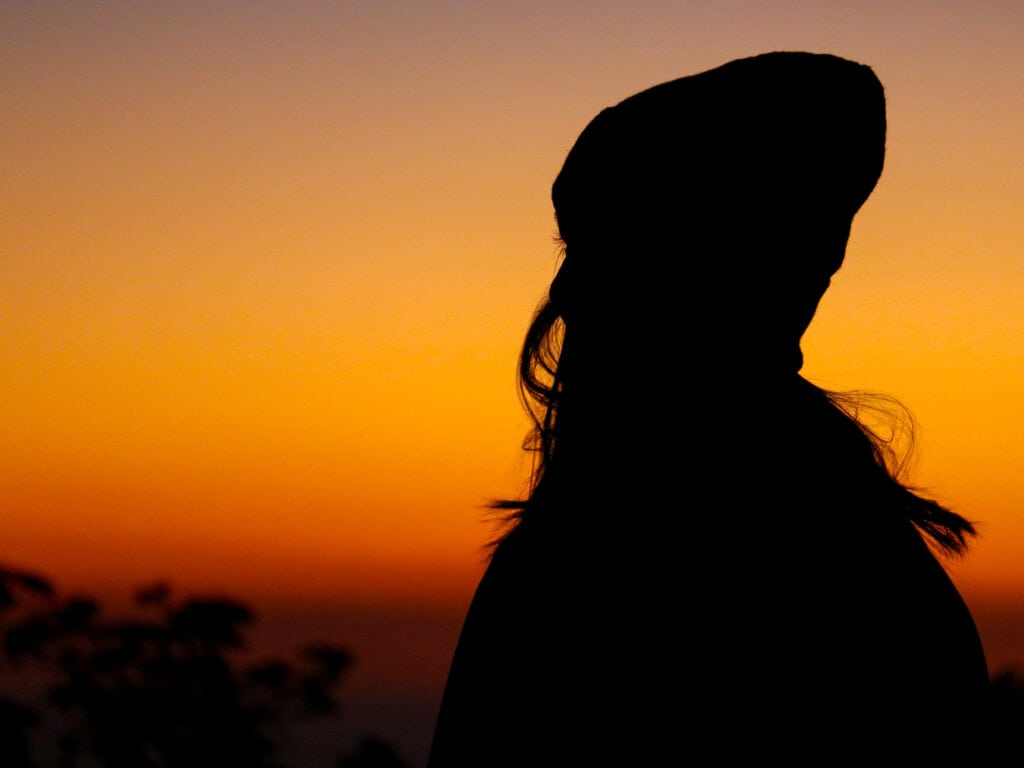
[428, 52, 990, 766]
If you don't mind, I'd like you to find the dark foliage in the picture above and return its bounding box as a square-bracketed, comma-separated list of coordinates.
[0, 566, 409, 768]
[990, 668, 1024, 766]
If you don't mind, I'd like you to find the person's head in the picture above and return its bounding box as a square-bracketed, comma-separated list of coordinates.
[503, 52, 887, 499]
[548, 51, 886, 373]
[499, 54, 973, 556]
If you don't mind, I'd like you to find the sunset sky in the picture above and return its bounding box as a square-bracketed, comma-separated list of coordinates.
[3, 1, 1022, 762]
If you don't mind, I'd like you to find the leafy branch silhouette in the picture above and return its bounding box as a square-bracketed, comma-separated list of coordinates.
[0, 566, 408, 768]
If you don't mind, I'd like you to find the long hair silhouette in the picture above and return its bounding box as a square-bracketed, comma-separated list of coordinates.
[428, 52, 990, 767]
[498, 287, 975, 555]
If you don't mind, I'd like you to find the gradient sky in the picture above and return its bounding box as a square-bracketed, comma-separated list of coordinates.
[3, 1, 1022, 760]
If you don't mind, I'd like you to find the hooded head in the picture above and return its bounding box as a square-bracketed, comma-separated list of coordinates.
[549, 51, 886, 372]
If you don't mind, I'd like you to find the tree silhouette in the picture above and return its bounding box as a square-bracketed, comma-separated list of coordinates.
[989, 668, 1024, 767]
[0, 566, 409, 768]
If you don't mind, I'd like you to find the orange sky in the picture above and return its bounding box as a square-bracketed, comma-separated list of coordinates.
[2, 2, 1023, 759]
